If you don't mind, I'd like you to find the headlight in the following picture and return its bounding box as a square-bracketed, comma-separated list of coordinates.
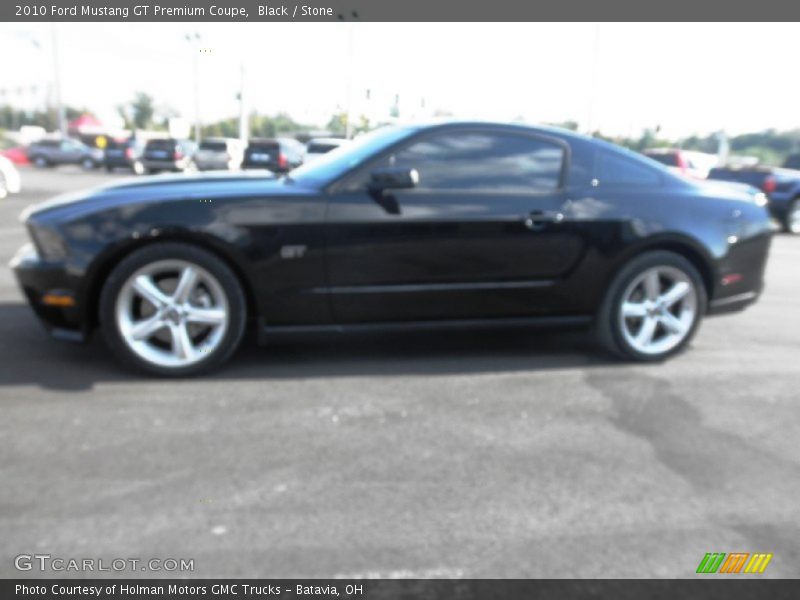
[28, 223, 68, 260]
[753, 192, 768, 208]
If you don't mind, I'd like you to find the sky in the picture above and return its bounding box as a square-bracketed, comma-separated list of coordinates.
[1, 22, 799, 139]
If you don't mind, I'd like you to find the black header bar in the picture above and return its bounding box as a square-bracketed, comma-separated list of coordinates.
[2, 0, 800, 22]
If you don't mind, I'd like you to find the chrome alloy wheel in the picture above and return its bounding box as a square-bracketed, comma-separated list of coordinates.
[618, 266, 698, 356]
[115, 259, 229, 369]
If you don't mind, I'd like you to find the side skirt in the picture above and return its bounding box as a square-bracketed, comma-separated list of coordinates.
[258, 315, 593, 344]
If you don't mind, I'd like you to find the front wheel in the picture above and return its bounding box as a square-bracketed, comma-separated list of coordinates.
[99, 243, 247, 376]
[596, 251, 707, 361]
[783, 198, 800, 234]
[81, 157, 97, 170]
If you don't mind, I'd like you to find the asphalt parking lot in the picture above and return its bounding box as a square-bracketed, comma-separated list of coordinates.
[1, 167, 799, 579]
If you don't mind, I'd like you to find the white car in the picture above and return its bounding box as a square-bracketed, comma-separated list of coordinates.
[193, 138, 245, 171]
[304, 137, 348, 163]
[0, 155, 21, 199]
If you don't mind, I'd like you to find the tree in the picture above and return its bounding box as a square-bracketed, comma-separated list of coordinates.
[130, 92, 155, 130]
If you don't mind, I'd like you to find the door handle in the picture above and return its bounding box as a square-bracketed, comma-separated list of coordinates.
[524, 210, 564, 231]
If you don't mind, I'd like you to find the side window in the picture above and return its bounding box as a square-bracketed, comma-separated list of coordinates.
[348, 131, 564, 193]
[597, 151, 662, 186]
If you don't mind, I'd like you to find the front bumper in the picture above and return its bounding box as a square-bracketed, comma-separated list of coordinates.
[707, 227, 771, 316]
[10, 243, 88, 342]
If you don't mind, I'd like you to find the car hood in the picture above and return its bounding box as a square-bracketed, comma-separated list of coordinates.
[22, 171, 313, 222]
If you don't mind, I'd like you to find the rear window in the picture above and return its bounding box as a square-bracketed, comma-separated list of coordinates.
[645, 152, 679, 167]
[247, 141, 279, 152]
[598, 151, 662, 186]
[200, 141, 227, 152]
[784, 155, 800, 170]
[308, 143, 339, 154]
[146, 139, 177, 151]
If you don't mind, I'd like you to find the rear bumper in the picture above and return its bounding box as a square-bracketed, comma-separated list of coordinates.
[195, 159, 235, 171]
[105, 157, 136, 168]
[768, 192, 795, 220]
[142, 159, 188, 171]
[10, 244, 89, 343]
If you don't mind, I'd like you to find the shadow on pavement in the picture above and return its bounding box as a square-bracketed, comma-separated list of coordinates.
[0, 302, 617, 391]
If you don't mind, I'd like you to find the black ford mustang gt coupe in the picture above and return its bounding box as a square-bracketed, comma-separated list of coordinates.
[12, 122, 772, 376]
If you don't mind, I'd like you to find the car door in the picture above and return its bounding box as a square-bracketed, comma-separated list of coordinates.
[324, 127, 586, 324]
[61, 140, 83, 164]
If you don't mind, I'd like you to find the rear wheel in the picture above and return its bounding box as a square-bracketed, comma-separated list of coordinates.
[81, 157, 96, 170]
[783, 198, 800, 234]
[597, 251, 706, 361]
[32, 156, 50, 168]
[99, 243, 247, 376]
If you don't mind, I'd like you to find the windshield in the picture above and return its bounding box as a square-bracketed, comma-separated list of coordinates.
[290, 125, 417, 185]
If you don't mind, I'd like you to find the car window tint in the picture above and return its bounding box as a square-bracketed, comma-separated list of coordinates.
[200, 141, 227, 152]
[376, 131, 564, 193]
[597, 151, 662, 186]
[646, 153, 678, 167]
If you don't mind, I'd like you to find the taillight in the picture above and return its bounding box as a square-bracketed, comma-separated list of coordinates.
[762, 176, 777, 194]
[278, 152, 287, 169]
[174, 150, 184, 160]
[124, 147, 134, 159]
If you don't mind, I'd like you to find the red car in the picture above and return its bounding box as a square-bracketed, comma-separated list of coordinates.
[0, 145, 30, 166]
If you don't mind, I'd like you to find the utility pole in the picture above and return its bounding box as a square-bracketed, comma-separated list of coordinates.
[50, 24, 66, 136]
[185, 32, 202, 142]
[344, 24, 354, 139]
[238, 63, 248, 144]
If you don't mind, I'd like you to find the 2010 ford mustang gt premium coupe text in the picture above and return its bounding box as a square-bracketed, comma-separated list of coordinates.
[12, 122, 772, 376]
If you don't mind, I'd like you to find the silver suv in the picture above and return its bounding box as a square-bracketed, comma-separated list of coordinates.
[27, 138, 103, 169]
[193, 138, 244, 171]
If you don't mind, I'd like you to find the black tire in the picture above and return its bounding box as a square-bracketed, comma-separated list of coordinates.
[32, 156, 50, 168]
[105, 165, 114, 173]
[99, 242, 247, 376]
[782, 198, 800, 234]
[146, 168, 159, 175]
[596, 250, 707, 362]
[81, 157, 97, 170]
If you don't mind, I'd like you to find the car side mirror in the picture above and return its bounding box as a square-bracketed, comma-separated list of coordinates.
[369, 167, 419, 191]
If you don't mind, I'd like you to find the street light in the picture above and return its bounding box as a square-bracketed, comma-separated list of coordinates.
[184, 32, 202, 142]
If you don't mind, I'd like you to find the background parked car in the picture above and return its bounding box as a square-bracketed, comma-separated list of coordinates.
[304, 137, 348, 162]
[141, 138, 197, 174]
[193, 138, 244, 171]
[783, 153, 800, 170]
[27, 138, 103, 169]
[104, 137, 147, 174]
[643, 148, 718, 179]
[241, 137, 304, 172]
[708, 165, 800, 233]
[0, 154, 21, 199]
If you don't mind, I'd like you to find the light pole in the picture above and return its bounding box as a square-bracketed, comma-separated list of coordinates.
[344, 23, 354, 139]
[185, 32, 202, 142]
[238, 63, 248, 144]
[50, 24, 66, 136]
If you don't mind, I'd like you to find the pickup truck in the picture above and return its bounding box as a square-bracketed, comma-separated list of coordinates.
[707, 166, 800, 233]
